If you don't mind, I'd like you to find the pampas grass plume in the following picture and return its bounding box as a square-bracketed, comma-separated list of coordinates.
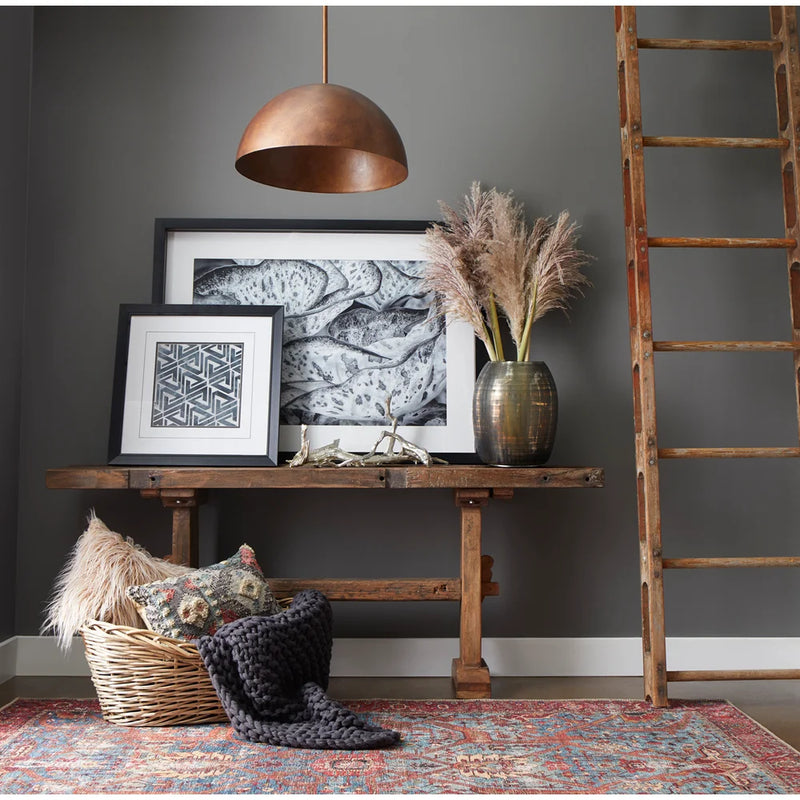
[424, 182, 591, 361]
[41, 511, 191, 650]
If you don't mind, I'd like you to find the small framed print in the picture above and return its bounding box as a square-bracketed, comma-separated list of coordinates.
[108, 304, 283, 466]
[152, 219, 477, 459]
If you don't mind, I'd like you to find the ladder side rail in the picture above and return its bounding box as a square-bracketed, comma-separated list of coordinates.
[771, 7, 800, 443]
[616, 6, 669, 708]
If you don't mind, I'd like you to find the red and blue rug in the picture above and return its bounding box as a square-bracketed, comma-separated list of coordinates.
[1, 698, 798, 793]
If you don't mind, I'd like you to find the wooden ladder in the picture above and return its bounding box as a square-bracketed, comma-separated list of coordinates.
[615, 6, 800, 707]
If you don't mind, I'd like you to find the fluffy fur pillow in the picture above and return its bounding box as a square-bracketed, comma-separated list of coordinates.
[127, 544, 280, 640]
[41, 512, 191, 650]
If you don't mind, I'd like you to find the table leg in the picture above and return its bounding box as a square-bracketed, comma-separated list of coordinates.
[452, 488, 491, 698]
[140, 488, 205, 567]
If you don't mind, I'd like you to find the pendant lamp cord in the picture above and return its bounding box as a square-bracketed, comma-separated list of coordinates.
[322, 6, 328, 84]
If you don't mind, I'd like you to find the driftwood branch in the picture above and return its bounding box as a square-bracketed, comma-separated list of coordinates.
[289, 398, 448, 468]
[288, 430, 360, 468]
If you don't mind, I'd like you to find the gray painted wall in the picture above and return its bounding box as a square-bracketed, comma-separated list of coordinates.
[0, 8, 32, 641]
[17, 6, 800, 640]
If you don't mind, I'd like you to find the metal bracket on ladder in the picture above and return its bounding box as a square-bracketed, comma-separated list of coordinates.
[615, 6, 800, 707]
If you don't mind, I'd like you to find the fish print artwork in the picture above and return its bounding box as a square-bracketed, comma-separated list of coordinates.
[192, 258, 446, 427]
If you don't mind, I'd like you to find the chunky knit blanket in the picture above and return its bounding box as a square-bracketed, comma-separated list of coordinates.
[197, 589, 400, 749]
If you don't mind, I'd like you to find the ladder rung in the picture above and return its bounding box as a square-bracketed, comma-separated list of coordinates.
[653, 340, 798, 352]
[638, 37, 781, 52]
[668, 669, 800, 682]
[658, 447, 800, 459]
[648, 237, 796, 248]
[664, 557, 800, 569]
[643, 136, 789, 149]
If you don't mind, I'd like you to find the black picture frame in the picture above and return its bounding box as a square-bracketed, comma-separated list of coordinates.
[152, 219, 478, 461]
[109, 303, 284, 466]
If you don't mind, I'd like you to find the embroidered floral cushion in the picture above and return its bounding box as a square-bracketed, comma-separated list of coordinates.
[127, 544, 280, 639]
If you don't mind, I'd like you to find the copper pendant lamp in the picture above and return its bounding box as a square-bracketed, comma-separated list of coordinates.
[235, 7, 408, 193]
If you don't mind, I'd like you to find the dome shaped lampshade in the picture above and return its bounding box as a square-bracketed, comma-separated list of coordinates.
[235, 83, 408, 193]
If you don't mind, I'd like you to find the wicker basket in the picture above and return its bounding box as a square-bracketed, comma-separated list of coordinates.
[80, 620, 228, 727]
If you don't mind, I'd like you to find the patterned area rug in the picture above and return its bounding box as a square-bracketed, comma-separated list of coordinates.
[1, 698, 799, 793]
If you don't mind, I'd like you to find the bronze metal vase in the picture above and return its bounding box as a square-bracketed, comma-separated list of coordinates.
[472, 361, 558, 466]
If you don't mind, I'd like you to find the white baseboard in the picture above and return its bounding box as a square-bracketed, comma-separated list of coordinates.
[15, 636, 93, 677]
[330, 637, 800, 677]
[7, 636, 800, 679]
[0, 637, 16, 684]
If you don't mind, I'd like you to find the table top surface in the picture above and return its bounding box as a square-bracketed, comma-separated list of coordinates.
[46, 464, 604, 491]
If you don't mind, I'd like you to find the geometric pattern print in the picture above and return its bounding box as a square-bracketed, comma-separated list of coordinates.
[151, 342, 243, 428]
[1, 699, 799, 794]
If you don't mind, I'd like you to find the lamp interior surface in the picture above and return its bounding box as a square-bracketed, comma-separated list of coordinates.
[235, 145, 408, 193]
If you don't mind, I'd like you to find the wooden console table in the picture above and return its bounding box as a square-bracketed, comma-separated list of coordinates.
[46, 464, 604, 698]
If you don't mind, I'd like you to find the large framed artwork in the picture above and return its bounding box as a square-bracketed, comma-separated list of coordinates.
[153, 219, 476, 458]
[108, 304, 283, 466]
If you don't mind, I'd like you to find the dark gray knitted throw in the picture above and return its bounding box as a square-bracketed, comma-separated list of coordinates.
[197, 589, 400, 750]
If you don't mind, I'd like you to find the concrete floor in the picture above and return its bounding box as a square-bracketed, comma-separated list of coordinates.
[2, 675, 799, 751]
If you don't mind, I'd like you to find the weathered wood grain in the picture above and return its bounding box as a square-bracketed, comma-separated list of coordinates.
[616, 4, 669, 709]
[653, 340, 799, 351]
[388, 466, 603, 489]
[268, 578, 462, 601]
[669, 669, 800, 681]
[451, 657, 491, 699]
[267, 574, 500, 602]
[159, 490, 202, 567]
[456, 490, 488, 672]
[638, 37, 780, 51]
[772, 7, 800, 445]
[45, 467, 130, 490]
[659, 447, 800, 458]
[643, 135, 788, 149]
[648, 236, 796, 248]
[129, 466, 388, 490]
[664, 557, 800, 569]
[47, 464, 605, 491]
